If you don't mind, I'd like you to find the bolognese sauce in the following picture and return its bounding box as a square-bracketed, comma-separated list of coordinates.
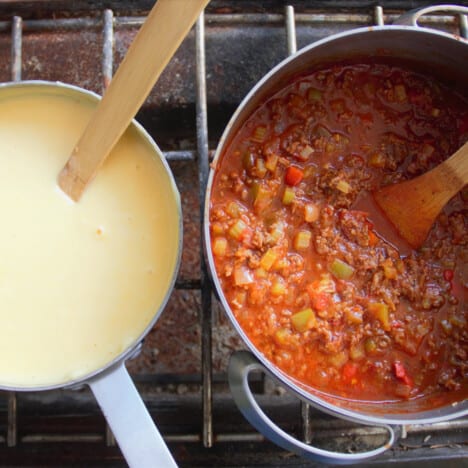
[209, 61, 467, 404]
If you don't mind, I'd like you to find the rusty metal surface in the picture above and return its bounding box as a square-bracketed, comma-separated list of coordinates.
[0, 1, 467, 466]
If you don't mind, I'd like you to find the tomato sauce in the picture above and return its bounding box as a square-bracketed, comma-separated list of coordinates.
[209, 61, 467, 405]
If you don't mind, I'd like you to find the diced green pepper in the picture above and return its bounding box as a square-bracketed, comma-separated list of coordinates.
[265, 153, 278, 172]
[226, 201, 245, 218]
[255, 158, 267, 178]
[335, 179, 351, 194]
[282, 186, 295, 205]
[307, 88, 322, 101]
[242, 151, 255, 171]
[229, 219, 248, 240]
[251, 125, 267, 143]
[330, 258, 354, 280]
[291, 308, 316, 333]
[251, 182, 271, 212]
[294, 230, 312, 250]
[364, 338, 377, 355]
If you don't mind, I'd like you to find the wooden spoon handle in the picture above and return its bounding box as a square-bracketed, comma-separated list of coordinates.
[421, 140, 468, 207]
[58, 0, 210, 201]
[437, 140, 468, 192]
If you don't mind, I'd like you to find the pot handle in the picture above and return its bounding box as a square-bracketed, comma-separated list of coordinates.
[394, 5, 468, 27]
[228, 351, 395, 465]
[88, 361, 177, 468]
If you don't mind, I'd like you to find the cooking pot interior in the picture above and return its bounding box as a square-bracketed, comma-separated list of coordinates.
[208, 26, 468, 423]
[224, 27, 468, 148]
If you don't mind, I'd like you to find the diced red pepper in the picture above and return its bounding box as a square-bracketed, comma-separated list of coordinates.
[368, 230, 379, 247]
[285, 166, 304, 186]
[342, 362, 358, 382]
[306, 288, 330, 311]
[393, 361, 413, 387]
[443, 269, 454, 282]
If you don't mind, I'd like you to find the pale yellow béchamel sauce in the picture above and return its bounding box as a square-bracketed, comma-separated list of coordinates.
[0, 85, 180, 387]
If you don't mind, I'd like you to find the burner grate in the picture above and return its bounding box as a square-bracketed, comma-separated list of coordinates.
[0, 3, 467, 465]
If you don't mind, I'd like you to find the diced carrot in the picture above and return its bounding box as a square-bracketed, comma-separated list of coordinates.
[285, 166, 304, 186]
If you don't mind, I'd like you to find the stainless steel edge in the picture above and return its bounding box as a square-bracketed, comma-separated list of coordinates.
[203, 25, 468, 426]
[0, 80, 183, 393]
[228, 351, 396, 465]
[395, 4, 468, 27]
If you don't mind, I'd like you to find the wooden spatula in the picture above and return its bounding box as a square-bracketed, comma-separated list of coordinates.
[373, 141, 468, 250]
[58, 0, 210, 202]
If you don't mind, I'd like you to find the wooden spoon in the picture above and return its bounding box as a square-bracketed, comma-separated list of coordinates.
[58, 0, 210, 202]
[373, 141, 468, 250]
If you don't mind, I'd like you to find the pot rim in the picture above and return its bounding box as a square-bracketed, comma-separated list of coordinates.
[0, 80, 183, 392]
[204, 25, 468, 425]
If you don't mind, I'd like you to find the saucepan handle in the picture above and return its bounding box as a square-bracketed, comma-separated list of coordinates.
[228, 351, 396, 465]
[394, 4, 468, 27]
[88, 362, 177, 468]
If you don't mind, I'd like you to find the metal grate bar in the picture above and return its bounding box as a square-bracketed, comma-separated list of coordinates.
[460, 13, 467, 39]
[7, 13, 22, 449]
[7, 392, 16, 447]
[10, 16, 22, 81]
[374, 5, 385, 26]
[1, 12, 466, 32]
[285, 5, 297, 55]
[102, 9, 114, 92]
[195, 11, 213, 449]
